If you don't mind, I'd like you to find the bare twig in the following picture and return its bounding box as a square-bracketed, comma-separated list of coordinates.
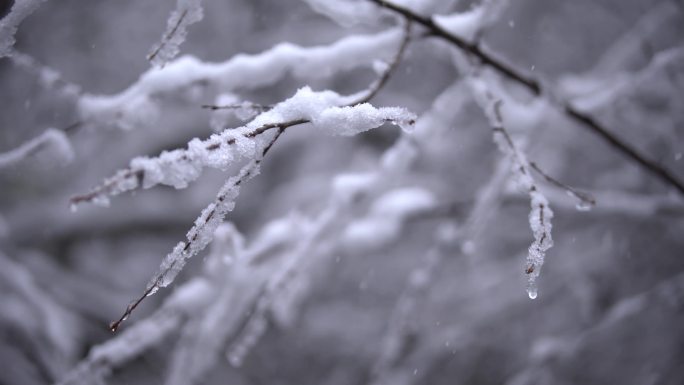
[528, 161, 596, 209]
[201, 103, 273, 111]
[369, 0, 684, 195]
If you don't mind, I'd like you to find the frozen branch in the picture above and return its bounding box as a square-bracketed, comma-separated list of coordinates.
[471, 84, 554, 299]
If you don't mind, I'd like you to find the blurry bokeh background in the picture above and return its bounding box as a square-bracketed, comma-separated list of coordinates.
[1, 0, 683, 384]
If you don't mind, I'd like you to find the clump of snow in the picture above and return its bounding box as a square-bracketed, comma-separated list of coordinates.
[252, 86, 415, 136]
[147, 0, 204, 67]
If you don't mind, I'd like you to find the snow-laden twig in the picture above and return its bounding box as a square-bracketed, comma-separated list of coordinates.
[147, 0, 204, 67]
[471, 85, 553, 299]
[79, 29, 404, 129]
[72, 22, 414, 209]
[71, 87, 415, 209]
[0, 0, 48, 58]
[0, 128, 74, 169]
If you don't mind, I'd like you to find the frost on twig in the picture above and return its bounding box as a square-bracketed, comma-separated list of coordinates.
[71, 87, 415, 209]
[147, 0, 203, 67]
[472, 84, 554, 299]
[0, 0, 48, 58]
[0, 128, 74, 170]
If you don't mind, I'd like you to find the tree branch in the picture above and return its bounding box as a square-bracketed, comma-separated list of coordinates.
[369, 0, 684, 195]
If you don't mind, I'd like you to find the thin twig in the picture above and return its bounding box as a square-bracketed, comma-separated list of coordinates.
[201, 103, 273, 111]
[147, 9, 188, 64]
[528, 161, 596, 208]
[369, 0, 684, 195]
[353, 20, 412, 104]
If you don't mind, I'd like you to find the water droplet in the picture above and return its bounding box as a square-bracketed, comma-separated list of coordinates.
[575, 201, 592, 212]
[398, 118, 416, 134]
[527, 285, 538, 300]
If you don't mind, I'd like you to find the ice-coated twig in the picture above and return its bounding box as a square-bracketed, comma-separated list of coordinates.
[0, 128, 74, 169]
[477, 92, 553, 299]
[147, 0, 204, 67]
[0, 0, 48, 58]
[369, 0, 684, 195]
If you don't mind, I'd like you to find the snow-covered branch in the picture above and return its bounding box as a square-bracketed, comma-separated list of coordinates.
[0, 0, 48, 58]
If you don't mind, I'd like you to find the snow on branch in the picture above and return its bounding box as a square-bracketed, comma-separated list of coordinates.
[79, 29, 404, 129]
[9, 50, 82, 100]
[301, 0, 383, 27]
[71, 87, 415, 209]
[147, 0, 203, 67]
[0, 128, 74, 169]
[0, 0, 48, 58]
[470, 83, 554, 299]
